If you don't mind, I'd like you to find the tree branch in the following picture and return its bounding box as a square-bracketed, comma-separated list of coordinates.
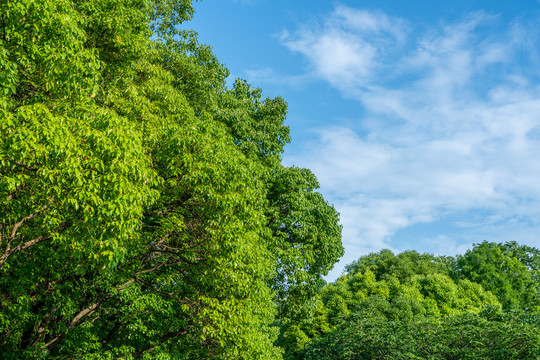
[0, 235, 51, 268]
[43, 279, 135, 350]
[132, 329, 188, 359]
[10, 211, 40, 239]
[7, 158, 39, 172]
[0, 213, 68, 268]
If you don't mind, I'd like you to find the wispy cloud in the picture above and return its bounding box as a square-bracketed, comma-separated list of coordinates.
[281, 6, 540, 279]
[244, 67, 313, 89]
[281, 6, 408, 91]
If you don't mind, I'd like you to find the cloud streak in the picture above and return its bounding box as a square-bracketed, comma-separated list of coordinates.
[281, 6, 408, 91]
[281, 6, 540, 279]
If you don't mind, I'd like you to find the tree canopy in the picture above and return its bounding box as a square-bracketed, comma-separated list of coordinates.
[290, 243, 540, 359]
[457, 241, 539, 311]
[0, 0, 343, 358]
[302, 311, 540, 360]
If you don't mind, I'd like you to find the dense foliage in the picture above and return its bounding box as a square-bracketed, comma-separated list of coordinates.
[288, 241, 540, 359]
[0, 0, 343, 358]
[302, 310, 540, 360]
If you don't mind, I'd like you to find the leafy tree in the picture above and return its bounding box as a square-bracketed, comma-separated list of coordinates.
[501, 241, 540, 285]
[457, 241, 538, 311]
[290, 243, 540, 359]
[0, 0, 343, 358]
[267, 166, 343, 320]
[345, 249, 455, 282]
[301, 311, 540, 360]
[281, 249, 500, 358]
[403, 273, 500, 316]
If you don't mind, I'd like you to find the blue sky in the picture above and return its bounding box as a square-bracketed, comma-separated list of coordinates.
[185, 0, 540, 280]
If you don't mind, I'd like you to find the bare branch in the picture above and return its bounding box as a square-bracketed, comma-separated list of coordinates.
[10, 211, 40, 239]
[0, 217, 68, 268]
[0, 235, 51, 268]
[44, 279, 135, 349]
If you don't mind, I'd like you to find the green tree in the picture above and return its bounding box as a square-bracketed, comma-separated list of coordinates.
[0, 0, 343, 358]
[281, 249, 500, 358]
[457, 241, 538, 311]
[301, 311, 540, 360]
[403, 273, 500, 316]
[345, 249, 455, 282]
[501, 241, 540, 285]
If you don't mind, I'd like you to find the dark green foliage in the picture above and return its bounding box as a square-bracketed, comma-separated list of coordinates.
[301, 311, 540, 360]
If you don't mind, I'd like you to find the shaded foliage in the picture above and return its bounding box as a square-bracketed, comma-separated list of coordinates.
[301, 310, 540, 360]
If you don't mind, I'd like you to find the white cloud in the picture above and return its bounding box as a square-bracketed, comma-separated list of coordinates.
[331, 6, 406, 38]
[281, 5, 407, 91]
[281, 7, 540, 279]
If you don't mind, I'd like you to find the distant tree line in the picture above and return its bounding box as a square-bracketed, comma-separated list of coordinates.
[284, 241, 540, 359]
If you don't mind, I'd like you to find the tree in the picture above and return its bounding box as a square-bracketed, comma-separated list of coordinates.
[457, 241, 538, 311]
[345, 249, 455, 282]
[501, 241, 540, 285]
[280, 249, 500, 358]
[0, 0, 343, 358]
[403, 273, 500, 316]
[301, 311, 540, 360]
